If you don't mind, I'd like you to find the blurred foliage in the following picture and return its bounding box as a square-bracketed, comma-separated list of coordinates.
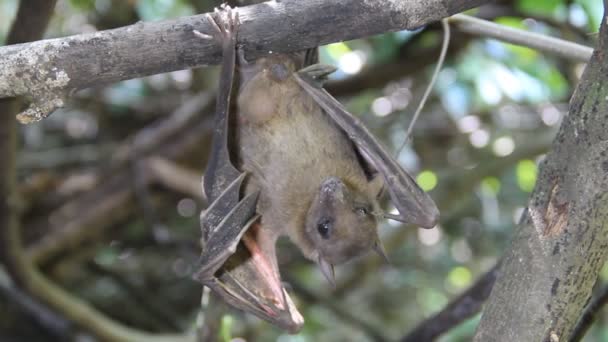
[1, 0, 607, 341]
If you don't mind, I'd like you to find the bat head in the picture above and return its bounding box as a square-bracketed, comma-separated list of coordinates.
[304, 176, 384, 279]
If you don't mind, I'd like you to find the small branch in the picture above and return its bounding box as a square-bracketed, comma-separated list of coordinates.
[0, 266, 72, 339]
[569, 284, 608, 342]
[0, 0, 487, 122]
[449, 14, 593, 62]
[401, 263, 499, 342]
[87, 261, 183, 332]
[146, 157, 206, 203]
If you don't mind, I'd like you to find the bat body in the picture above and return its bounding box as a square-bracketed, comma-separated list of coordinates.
[194, 6, 438, 333]
[235, 54, 384, 271]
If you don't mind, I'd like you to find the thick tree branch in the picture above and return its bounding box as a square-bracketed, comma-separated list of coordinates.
[0, 0, 487, 122]
[474, 4, 608, 341]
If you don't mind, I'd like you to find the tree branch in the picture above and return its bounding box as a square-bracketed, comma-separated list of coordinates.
[474, 3, 608, 341]
[0, 0, 487, 122]
[449, 14, 593, 62]
[401, 263, 499, 342]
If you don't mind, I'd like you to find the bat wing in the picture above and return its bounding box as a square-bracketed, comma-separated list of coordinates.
[294, 67, 439, 228]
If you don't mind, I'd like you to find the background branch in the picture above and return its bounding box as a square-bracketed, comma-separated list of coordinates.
[449, 14, 593, 62]
[401, 263, 499, 342]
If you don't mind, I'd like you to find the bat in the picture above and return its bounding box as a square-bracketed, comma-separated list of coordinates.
[193, 5, 439, 333]
[193, 7, 304, 333]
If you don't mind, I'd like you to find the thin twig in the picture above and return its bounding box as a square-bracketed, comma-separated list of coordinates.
[450, 14, 593, 62]
[0, 266, 72, 338]
[396, 18, 450, 156]
[145, 157, 206, 203]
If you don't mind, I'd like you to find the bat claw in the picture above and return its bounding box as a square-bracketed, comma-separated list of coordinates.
[298, 64, 337, 85]
[198, 5, 240, 45]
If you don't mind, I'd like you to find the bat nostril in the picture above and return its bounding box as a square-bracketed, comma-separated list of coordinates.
[320, 177, 341, 194]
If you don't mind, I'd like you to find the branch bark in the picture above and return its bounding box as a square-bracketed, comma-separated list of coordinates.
[0, 0, 487, 122]
[474, 4, 608, 341]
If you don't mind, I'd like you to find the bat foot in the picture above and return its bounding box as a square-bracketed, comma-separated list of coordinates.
[297, 64, 337, 86]
[196, 4, 240, 46]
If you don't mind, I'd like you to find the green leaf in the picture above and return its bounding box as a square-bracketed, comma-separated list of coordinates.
[417, 170, 438, 191]
[516, 0, 562, 17]
[220, 315, 233, 342]
[516, 159, 537, 192]
[481, 177, 501, 195]
[447, 266, 473, 289]
[575, 0, 603, 31]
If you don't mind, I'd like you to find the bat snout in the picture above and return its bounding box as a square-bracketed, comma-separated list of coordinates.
[319, 177, 346, 203]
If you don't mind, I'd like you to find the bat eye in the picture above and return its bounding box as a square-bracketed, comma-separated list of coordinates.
[317, 218, 332, 239]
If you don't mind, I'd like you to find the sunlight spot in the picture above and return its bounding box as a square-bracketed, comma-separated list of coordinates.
[417, 170, 438, 191]
[458, 115, 480, 133]
[371, 97, 392, 116]
[469, 129, 490, 148]
[493, 136, 515, 156]
[451, 239, 473, 263]
[338, 51, 364, 75]
[418, 226, 442, 246]
[177, 198, 197, 217]
[447, 266, 472, 289]
[541, 106, 561, 126]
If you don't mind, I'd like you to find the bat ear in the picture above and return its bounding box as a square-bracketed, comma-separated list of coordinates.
[368, 174, 385, 199]
[373, 239, 390, 264]
[317, 256, 336, 287]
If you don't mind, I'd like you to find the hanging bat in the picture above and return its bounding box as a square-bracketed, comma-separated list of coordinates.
[193, 5, 439, 333]
[193, 7, 304, 333]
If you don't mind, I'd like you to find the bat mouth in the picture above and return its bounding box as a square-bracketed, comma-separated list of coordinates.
[213, 222, 304, 333]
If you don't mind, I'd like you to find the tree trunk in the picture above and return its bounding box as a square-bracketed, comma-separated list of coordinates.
[474, 3, 608, 341]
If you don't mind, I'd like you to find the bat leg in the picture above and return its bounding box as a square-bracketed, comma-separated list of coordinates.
[294, 69, 440, 228]
[195, 5, 241, 202]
